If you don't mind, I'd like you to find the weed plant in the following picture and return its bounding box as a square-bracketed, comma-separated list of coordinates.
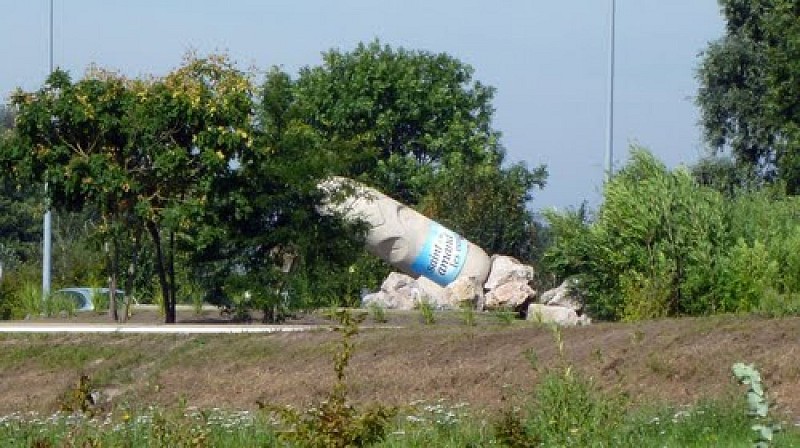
[460, 304, 476, 326]
[417, 301, 436, 325]
[493, 325, 626, 446]
[12, 283, 77, 318]
[368, 302, 388, 323]
[268, 309, 395, 447]
[492, 308, 516, 325]
[733, 362, 781, 447]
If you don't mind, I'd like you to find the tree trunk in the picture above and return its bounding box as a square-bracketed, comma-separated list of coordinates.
[105, 240, 119, 322]
[120, 228, 142, 324]
[147, 220, 175, 324]
[167, 230, 177, 324]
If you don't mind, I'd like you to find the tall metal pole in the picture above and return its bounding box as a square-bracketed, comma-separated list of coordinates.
[42, 0, 53, 298]
[604, 0, 616, 182]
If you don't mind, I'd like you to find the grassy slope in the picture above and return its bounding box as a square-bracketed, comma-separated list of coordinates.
[0, 312, 798, 427]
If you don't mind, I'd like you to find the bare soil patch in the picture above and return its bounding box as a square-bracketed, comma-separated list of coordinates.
[0, 309, 798, 425]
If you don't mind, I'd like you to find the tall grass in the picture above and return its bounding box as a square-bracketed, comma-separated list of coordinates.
[14, 282, 45, 318]
[10, 282, 75, 318]
[3, 396, 799, 447]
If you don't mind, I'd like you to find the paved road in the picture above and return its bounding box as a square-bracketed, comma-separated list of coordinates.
[0, 323, 327, 334]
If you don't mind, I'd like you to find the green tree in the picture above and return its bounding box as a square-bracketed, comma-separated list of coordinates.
[696, 0, 800, 192]
[191, 67, 371, 317]
[690, 155, 760, 197]
[0, 105, 14, 132]
[0, 171, 42, 274]
[293, 40, 511, 204]
[420, 155, 547, 261]
[4, 55, 255, 323]
[195, 44, 549, 316]
[293, 41, 547, 259]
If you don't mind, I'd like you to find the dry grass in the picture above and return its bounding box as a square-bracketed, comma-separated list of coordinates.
[0, 310, 798, 425]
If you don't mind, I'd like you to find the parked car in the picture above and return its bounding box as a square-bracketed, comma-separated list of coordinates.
[53, 287, 127, 312]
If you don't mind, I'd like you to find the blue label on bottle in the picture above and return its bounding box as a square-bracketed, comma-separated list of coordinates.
[410, 223, 468, 286]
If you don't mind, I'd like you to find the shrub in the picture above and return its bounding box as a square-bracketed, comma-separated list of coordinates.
[543, 147, 800, 321]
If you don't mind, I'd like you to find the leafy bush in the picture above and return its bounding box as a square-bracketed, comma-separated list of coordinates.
[543, 147, 800, 321]
[0, 279, 16, 319]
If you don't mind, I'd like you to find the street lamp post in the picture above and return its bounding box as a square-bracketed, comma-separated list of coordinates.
[604, 0, 616, 182]
[42, 0, 53, 298]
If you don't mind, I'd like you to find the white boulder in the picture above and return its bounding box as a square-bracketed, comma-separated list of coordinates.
[539, 278, 584, 312]
[484, 255, 535, 291]
[527, 303, 590, 326]
[484, 280, 536, 311]
[442, 276, 485, 310]
[362, 272, 422, 310]
[416, 275, 447, 306]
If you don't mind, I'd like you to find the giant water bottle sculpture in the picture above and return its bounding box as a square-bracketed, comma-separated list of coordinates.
[318, 177, 491, 287]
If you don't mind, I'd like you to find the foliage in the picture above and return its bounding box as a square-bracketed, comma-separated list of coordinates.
[189, 64, 380, 312]
[4, 54, 255, 323]
[7, 400, 800, 447]
[696, 0, 800, 192]
[732, 362, 781, 447]
[419, 156, 547, 262]
[544, 148, 727, 320]
[50, 207, 107, 287]
[58, 374, 101, 417]
[3, 44, 545, 318]
[492, 309, 517, 325]
[0, 104, 14, 132]
[0, 177, 41, 272]
[543, 147, 800, 321]
[459, 303, 476, 327]
[197, 42, 545, 310]
[691, 155, 763, 196]
[43, 292, 77, 318]
[8, 280, 44, 319]
[293, 40, 504, 203]
[292, 40, 547, 264]
[300, 39, 548, 285]
[368, 302, 388, 324]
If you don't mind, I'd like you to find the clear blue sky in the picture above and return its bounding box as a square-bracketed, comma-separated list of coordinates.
[1, 1, 724, 210]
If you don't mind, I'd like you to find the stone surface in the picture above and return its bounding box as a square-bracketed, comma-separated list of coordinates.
[527, 303, 590, 326]
[442, 276, 485, 310]
[484, 255, 535, 291]
[484, 280, 536, 311]
[361, 272, 421, 310]
[539, 278, 584, 312]
[416, 275, 446, 305]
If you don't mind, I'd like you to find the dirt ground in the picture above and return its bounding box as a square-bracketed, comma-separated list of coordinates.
[0, 308, 798, 425]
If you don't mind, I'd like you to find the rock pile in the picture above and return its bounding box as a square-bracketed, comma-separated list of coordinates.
[362, 255, 591, 326]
